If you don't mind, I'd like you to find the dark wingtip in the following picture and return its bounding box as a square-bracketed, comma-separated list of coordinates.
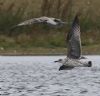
[74, 11, 82, 22]
[59, 65, 65, 70]
[59, 65, 74, 71]
[54, 60, 58, 63]
[76, 10, 82, 17]
[74, 13, 80, 22]
[87, 61, 92, 67]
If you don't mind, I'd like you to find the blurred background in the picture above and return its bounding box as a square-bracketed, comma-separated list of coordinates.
[0, 0, 100, 55]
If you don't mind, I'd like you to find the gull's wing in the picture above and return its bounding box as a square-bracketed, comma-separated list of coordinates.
[67, 14, 81, 59]
[12, 17, 48, 28]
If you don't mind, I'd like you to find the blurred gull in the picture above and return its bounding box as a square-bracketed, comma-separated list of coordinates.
[54, 14, 92, 70]
[12, 16, 67, 29]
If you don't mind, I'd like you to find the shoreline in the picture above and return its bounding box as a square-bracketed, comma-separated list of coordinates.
[0, 52, 100, 56]
[0, 45, 100, 56]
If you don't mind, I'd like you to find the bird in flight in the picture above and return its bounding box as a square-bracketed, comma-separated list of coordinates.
[54, 14, 92, 70]
[12, 16, 67, 29]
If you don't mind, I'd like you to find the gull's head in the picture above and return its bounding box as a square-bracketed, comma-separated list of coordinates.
[48, 18, 67, 27]
[53, 18, 67, 26]
[43, 17, 67, 27]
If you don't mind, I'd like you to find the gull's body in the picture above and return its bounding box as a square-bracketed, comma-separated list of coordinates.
[12, 16, 67, 28]
[55, 14, 92, 70]
[56, 57, 92, 70]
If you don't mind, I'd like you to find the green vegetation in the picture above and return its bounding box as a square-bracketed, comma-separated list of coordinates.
[0, 0, 100, 55]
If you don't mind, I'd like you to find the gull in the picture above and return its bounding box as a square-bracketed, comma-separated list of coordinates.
[54, 14, 92, 70]
[12, 16, 67, 29]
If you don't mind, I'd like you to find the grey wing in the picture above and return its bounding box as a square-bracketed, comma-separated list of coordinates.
[67, 15, 81, 59]
[14, 18, 44, 27]
[16, 18, 39, 26]
[11, 17, 47, 29]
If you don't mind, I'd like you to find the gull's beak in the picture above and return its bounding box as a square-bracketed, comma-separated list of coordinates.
[62, 22, 67, 24]
[61, 22, 72, 25]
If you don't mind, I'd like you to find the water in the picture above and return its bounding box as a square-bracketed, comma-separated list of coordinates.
[0, 55, 100, 96]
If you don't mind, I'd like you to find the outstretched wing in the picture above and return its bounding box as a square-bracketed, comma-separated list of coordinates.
[12, 17, 48, 28]
[15, 18, 41, 26]
[67, 14, 81, 59]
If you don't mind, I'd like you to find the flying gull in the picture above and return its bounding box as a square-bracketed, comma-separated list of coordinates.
[54, 14, 92, 70]
[12, 16, 67, 29]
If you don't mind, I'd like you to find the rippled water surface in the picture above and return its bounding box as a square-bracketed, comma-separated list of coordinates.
[0, 55, 100, 96]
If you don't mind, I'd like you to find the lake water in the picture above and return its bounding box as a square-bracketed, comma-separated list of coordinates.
[0, 55, 100, 96]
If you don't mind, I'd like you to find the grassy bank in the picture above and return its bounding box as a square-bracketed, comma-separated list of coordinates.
[0, 34, 99, 55]
[0, 0, 100, 55]
[0, 44, 100, 56]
